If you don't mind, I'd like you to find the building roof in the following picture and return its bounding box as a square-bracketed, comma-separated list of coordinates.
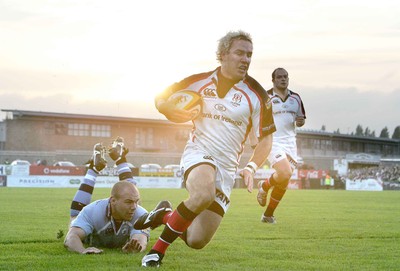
[1, 109, 189, 126]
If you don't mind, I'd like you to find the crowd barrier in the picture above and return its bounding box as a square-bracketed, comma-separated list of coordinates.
[0, 164, 391, 191]
[6, 175, 182, 189]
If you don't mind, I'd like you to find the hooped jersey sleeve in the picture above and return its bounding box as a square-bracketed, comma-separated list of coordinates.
[245, 75, 276, 140]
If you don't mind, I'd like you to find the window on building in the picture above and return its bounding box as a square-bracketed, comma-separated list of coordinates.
[55, 123, 68, 135]
[312, 139, 321, 149]
[44, 122, 54, 135]
[381, 144, 394, 156]
[135, 128, 141, 146]
[68, 123, 90, 136]
[135, 127, 155, 148]
[299, 137, 311, 149]
[147, 128, 154, 146]
[91, 124, 111, 137]
[342, 141, 350, 152]
[332, 140, 339, 151]
[365, 143, 380, 154]
[56, 122, 110, 137]
[176, 129, 190, 141]
[350, 142, 360, 152]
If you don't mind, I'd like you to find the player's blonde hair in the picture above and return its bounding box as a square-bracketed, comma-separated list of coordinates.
[216, 30, 252, 62]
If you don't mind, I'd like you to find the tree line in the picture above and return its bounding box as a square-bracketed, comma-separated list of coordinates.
[321, 125, 400, 139]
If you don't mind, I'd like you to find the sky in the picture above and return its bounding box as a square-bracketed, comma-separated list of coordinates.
[0, 0, 399, 135]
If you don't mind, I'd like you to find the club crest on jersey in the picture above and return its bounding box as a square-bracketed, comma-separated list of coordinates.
[203, 88, 217, 98]
[231, 93, 242, 107]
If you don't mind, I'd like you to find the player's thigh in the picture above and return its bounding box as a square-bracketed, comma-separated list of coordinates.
[273, 158, 292, 173]
[185, 163, 216, 193]
[185, 164, 216, 212]
[186, 209, 222, 249]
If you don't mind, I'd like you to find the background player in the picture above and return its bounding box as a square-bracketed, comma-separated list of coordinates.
[134, 30, 275, 267]
[256, 68, 306, 223]
[64, 138, 149, 254]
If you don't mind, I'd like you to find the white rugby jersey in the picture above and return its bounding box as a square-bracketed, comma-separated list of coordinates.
[71, 198, 149, 248]
[266, 88, 306, 142]
[158, 67, 276, 169]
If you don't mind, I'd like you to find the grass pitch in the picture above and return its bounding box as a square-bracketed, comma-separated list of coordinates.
[0, 188, 399, 270]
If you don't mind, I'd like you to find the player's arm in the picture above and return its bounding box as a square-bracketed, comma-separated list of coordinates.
[64, 226, 103, 254]
[155, 81, 195, 123]
[240, 134, 273, 192]
[248, 128, 259, 149]
[155, 94, 194, 123]
[295, 95, 306, 127]
[240, 93, 275, 192]
[122, 233, 148, 253]
[295, 116, 305, 127]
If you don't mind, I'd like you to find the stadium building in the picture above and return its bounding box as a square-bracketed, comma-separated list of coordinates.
[0, 109, 399, 170]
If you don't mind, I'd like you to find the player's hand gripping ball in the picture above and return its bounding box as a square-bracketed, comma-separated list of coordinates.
[167, 90, 203, 123]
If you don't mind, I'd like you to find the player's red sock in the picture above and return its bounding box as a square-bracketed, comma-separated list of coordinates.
[152, 202, 198, 255]
[162, 211, 172, 225]
[265, 186, 286, 217]
[262, 175, 276, 192]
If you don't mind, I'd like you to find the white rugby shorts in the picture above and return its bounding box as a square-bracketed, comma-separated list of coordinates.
[267, 140, 298, 170]
[180, 142, 236, 214]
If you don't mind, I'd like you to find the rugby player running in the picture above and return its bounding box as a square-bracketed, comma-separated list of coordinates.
[134, 30, 276, 267]
[256, 68, 306, 224]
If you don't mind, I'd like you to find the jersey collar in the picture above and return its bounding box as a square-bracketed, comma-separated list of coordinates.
[268, 88, 292, 101]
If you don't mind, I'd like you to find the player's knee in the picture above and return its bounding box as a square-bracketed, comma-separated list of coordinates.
[186, 236, 210, 249]
[277, 171, 292, 183]
[273, 174, 290, 189]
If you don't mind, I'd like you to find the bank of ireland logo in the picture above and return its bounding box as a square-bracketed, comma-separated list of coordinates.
[214, 104, 226, 112]
[231, 93, 242, 107]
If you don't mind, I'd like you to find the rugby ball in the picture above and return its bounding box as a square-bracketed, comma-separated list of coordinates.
[167, 90, 202, 122]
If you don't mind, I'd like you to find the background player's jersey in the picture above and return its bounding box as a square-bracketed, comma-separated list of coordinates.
[267, 88, 306, 142]
[159, 67, 275, 170]
[71, 198, 149, 248]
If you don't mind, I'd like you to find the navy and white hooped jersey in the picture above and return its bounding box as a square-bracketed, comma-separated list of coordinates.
[267, 88, 306, 142]
[71, 198, 149, 248]
[158, 67, 276, 170]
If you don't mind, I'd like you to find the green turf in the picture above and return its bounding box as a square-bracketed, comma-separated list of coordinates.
[0, 188, 399, 270]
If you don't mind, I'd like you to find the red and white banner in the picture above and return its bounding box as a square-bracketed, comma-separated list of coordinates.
[298, 169, 330, 179]
[29, 165, 86, 176]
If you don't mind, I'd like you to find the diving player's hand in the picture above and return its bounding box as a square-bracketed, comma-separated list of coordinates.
[82, 247, 103, 254]
[122, 238, 143, 253]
